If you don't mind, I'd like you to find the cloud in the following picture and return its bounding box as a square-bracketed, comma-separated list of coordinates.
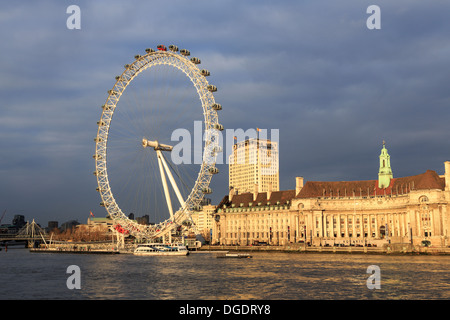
[1, 0, 450, 225]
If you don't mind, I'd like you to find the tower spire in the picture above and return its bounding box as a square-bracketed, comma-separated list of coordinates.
[378, 141, 393, 188]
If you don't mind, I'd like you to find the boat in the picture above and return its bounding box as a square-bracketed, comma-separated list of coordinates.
[133, 243, 189, 256]
[216, 253, 252, 259]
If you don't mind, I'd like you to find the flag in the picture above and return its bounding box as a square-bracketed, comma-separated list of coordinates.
[234, 136, 237, 140]
[256, 128, 261, 132]
[90, 211, 95, 218]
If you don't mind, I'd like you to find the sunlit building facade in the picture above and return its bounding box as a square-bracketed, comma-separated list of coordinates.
[228, 138, 279, 194]
[190, 204, 216, 240]
[213, 144, 450, 247]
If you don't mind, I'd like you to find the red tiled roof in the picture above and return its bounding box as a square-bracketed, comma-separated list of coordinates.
[296, 170, 445, 199]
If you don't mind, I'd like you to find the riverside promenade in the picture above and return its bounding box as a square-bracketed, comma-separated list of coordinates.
[200, 243, 450, 255]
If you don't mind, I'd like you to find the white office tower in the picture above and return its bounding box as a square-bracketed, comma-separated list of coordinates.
[229, 138, 279, 194]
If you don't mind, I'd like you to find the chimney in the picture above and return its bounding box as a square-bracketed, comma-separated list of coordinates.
[445, 161, 450, 191]
[267, 183, 273, 201]
[229, 187, 234, 201]
[253, 184, 259, 201]
[296, 177, 304, 196]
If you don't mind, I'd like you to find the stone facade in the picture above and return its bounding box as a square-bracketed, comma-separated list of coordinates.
[212, 147, 450, 247]
[213, 188, 295, 245]
[294, 170, 449, 247]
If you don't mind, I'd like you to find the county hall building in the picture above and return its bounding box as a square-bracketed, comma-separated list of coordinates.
[212, 143, 450, 247]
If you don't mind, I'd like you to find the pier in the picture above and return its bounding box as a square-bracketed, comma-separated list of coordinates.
[29, 246, 120, 254]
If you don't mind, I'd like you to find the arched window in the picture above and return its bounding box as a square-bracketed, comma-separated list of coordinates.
[379, 225, 386, 238]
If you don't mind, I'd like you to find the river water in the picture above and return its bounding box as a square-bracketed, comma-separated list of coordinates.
[0, 248, 448, 300]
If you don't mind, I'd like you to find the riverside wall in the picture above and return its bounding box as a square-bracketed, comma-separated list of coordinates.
[199, 243, 450, 255]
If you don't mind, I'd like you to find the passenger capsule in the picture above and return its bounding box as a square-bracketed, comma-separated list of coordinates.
[200, 69, 210, 76]
[214, 123, 224, 131]
[212, 103, 222, 111]
[124, 64, 130, 69]
[202, 187, 212, 194]
[100, 202, 106, 207]
[94, 137, 103, 142]
[102, 104, 111, 110]
[207, 85, 217, 92]
[180, 49, 190, 56]
[134, 54, 141, 59]
[169, 45, 179, 52]
[157, 44, 167, 51]
[201, 198, 211, 205]
[145, 48, 155, 53]
[213, 146, 223, 153]
[97, 121, 105, 126]
[190, 57, 201, 64]
[182, 220, 192, 227]
[108, 90, 119, 96]
[208, 167, 219, 174]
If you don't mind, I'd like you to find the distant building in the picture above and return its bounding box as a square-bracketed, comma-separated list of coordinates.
[0, 224, 19, 234]
[0, 214, 26, 234]
[12, 215, 26, 228]
[47, 221, 59, 231]
[190, 204, 216, 240]
[60, 220, 80, 232]
[87, 216, 114, 228]
[83, 216, 114, 236]
[214, 143, 450, 247]
[136, 215, 150, 225]
[229, 138, 279, 194]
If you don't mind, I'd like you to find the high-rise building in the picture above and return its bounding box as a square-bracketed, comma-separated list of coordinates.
[228, 138, 279, 194]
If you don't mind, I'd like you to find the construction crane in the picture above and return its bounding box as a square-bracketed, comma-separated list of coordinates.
[0, 209, 6, 224]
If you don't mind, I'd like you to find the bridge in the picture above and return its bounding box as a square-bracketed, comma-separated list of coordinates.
[0, 219, 50, 247]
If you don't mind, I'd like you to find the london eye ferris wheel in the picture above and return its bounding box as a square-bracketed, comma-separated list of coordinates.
[94, 44, 223, 240]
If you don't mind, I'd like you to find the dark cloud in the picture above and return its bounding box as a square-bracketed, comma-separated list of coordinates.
[1, 0, 449, 226]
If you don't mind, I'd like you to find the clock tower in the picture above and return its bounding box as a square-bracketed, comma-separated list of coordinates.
[378, 141, 393, 189]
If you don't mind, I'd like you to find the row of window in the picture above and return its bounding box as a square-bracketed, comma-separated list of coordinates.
[225, 231, 386, 240]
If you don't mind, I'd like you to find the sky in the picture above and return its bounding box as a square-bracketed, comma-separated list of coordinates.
[1, 0, 450, 227]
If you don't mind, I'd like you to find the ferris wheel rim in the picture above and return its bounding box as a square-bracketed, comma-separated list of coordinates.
[94, 46, 221, 239]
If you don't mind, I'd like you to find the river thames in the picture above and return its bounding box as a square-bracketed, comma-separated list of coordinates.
[0, 248, 448, 300]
